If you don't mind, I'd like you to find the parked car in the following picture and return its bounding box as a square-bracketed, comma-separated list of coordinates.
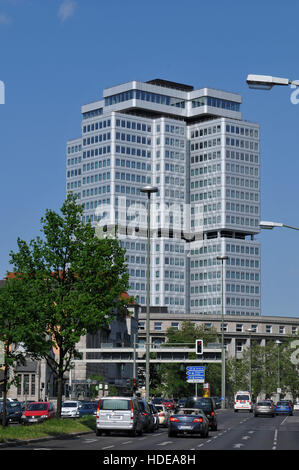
[168, 408, 209, 438]
[148, 403, 159, 430]
[293, 401, 299, 411]
[154, 404, 170, 427]
[21, 402, 56, 424]
[275, 400, 293, 416]
[254, 400, 275, 417]
[61, 400, 81, 418]
[78, 402, 97, 417]
[0, 401, 22, 425]
[185, 397, 217, 430]
[96, 396, 143, 437]
[138, 399, 155, 432]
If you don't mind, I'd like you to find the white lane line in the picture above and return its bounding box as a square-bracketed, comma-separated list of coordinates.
[102, 445, 115, 449]
[272, 428, 278, 450]
[157, 441, 173, 446]
[121, 441, 132, 445]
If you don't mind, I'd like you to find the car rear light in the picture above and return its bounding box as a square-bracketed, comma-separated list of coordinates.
[193, 417, 203, 423]
[130, 400, 134, 420]
[97, 400, 101, 413]
[159, 412, 165, 417]
[169, 417, 179, 422]
[211, 411, 215, 416]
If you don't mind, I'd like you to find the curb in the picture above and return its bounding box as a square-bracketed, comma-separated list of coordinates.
[0, 430, 93, 448]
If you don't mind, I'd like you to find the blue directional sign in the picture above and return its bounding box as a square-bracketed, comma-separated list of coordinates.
[186, 366, 205, 383]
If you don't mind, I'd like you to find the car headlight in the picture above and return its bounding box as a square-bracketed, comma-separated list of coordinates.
[41, 415, 48, 419]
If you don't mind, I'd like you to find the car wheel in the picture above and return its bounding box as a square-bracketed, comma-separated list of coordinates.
[137, 427, 143, 436]
[168, 430, 177, 438]
[95, 429, 102, 436]
[130, 428, 138, 437]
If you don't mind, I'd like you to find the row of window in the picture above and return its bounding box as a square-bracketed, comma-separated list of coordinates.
[190, 138, 221, 151]
[191, 164, 221, 177]
[225, 216, 259, 227]
[116, 132, 151, 145]
[83, 146, 111, 158]
[67, 144, 82, 154]
[226, 137, 259, 151]
[191, 96, 240, 112]
[226, 189, 259, 202]
[226, 176, 259, 189]
[190, 151, 221, 164]
[115, 145, 151, 158]
[226, 163, 259, 176]
[226, 150, 259, 164]
[226, 125, 259, 138]
[82, 119, 111, 133]
[82, 173, 110, 185]
[83, 133, 111, 147]
[190, 125, 221, 138]
[116, 159, 150, 171]
[116, 118, 151, 132]
[141, 322, 297, 335]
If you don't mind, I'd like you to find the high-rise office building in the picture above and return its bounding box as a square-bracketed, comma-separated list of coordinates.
[66, 79, 260, 316]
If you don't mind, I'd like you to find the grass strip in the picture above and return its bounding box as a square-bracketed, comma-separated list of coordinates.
[0, 416, 95, 443]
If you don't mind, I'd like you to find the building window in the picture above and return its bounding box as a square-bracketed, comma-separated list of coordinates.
[279, 326, 285, 334]
[171, 322, 179, 330]
[31, 374, 35, 396]
[236, 324, 243, 332]
[266, 325, 272, 334]
[138, 321, 145, 330]
[154, 322, 162, 331]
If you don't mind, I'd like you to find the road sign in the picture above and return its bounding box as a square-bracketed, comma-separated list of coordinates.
[187, 379, 205, 383]
[186, 366, 205, 383]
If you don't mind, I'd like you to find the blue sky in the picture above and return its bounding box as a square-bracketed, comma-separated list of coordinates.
[0, 0, 299, 317]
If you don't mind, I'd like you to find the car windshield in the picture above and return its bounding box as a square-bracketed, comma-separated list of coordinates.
[100, 399, 130, 411]
[26, 403, 48, 411]
[277, 402, 289, 406]
[193, 399, 213, 410]
[62, 402, 79, 408]
[236, 395, 250, 400]
[257, 401, 272, 406]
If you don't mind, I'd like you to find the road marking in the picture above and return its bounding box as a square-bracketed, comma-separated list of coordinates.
[84, 439, 97, 443]
[121, 441, 132, 445]
[272, 428, 278, 450]
[242, 436, 250, 440]
[197, 443, 204, 448]
[281, 416, 288, 425]
[102, 445, 115, 449]
[157, 441, 173, 446]
[233, 443, 244, 448]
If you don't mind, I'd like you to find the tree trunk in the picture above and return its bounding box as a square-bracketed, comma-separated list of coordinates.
[1, 361, 8, 427]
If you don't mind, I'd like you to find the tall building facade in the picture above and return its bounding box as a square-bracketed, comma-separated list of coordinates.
[66, 79, 261, 316]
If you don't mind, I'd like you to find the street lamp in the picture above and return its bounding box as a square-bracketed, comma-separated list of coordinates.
[217, 255, 229, 409]
[275, 340, 282, 401]
[246, 328, 254, 396]
[246, 74, 299, 90]
[260, 220, 299, 231]
[140, 184, 158, 402]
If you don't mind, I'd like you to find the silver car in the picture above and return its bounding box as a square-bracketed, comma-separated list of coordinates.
[254, 400, 275, 417]
[96, 397, 143, 437]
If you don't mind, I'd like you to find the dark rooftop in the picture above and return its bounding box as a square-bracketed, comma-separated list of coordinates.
[146, 79, 194, 93]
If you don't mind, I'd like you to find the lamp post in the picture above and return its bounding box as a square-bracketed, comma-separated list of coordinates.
[217, 255, 229, 409]
[246, 74, 299, 90]
[275, 340, 282, 401]
[260, 221, 299, 231]
[246, 328, 254, 396]
[140, 185, 158, 402]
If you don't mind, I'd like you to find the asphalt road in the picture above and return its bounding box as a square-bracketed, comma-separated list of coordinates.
[3, 410, 299, 453]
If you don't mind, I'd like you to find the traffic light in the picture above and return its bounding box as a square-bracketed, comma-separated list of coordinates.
[195, 339, 203, 355]
[132, 378, 137, 389]
[126, 378, 132, 387]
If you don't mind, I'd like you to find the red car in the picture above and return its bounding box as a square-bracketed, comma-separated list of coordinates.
[162, 399, 176, 410]
[21, 401, 56, 424]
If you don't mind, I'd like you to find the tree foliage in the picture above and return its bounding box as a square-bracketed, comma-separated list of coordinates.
[8, 194, 130, 417]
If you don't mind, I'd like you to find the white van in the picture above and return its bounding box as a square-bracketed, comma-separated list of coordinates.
[234, 391, 253, 412]
[96, 396, 143, 437]
[61, 400, 81, 418]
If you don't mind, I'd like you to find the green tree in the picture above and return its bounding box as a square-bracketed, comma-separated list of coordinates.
[0, 277, 39, 426]
[8, 194, 130, 418]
